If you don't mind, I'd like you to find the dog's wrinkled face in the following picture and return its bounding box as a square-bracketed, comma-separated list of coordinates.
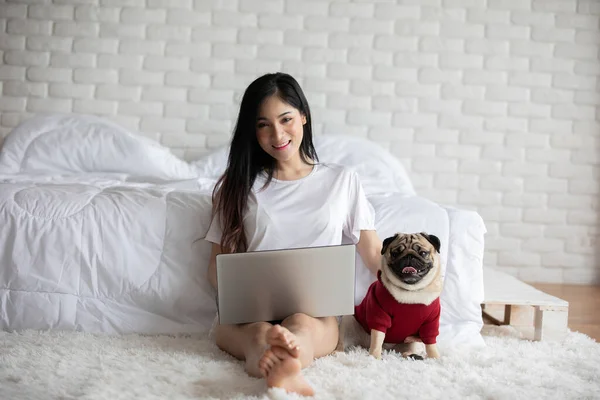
[381, 233, 441, 289]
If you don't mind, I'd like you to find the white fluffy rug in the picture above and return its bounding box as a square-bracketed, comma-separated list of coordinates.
[1, 327, 599, 400]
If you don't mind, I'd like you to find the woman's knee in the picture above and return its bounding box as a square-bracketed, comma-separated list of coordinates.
[282, 313, 316, 331]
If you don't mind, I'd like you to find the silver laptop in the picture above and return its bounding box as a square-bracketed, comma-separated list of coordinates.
[216, 244, 356, 325]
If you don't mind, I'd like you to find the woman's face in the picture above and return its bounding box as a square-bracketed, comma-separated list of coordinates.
[256, 95, 307, 165]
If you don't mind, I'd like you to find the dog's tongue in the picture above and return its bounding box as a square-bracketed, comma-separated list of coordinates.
[402, 266, 418, 274]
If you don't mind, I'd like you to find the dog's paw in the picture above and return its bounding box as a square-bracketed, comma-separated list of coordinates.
[369, 350, 382, 360]
[425, 344, 441, 359]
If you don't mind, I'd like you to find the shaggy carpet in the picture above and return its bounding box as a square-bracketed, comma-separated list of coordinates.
[1, 326, 599, 400]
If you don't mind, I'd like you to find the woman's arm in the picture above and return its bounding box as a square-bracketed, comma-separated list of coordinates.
[356, 230, 383, 276]
[207, 243, 222, 291]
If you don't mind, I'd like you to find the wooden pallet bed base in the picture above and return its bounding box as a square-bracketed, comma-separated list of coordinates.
[481, 268, 569, 341]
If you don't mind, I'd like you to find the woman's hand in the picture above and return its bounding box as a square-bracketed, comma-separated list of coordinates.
[356, 230, 383, 276]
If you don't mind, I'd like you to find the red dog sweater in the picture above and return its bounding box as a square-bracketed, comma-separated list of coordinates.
[354, 271, 441, 345]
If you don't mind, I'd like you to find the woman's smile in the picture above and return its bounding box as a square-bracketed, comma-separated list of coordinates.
[273, 140, 291, 150]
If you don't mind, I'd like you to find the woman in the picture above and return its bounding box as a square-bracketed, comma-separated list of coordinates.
[205, 72, 383, 396]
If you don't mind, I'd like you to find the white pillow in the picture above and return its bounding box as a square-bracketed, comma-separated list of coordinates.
[0, 113, 198, 180]
[191, 146, 229, 179]
[314, 135, 416, 196]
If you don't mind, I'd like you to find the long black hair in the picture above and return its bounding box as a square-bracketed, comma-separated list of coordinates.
[212, 72, 319, 253]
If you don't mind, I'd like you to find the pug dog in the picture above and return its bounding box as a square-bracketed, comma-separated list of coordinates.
[336, 232, 443, 360]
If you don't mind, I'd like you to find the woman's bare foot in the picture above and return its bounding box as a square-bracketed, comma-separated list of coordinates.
[265, 325, 301, 358]
[260, 346, 314, 396]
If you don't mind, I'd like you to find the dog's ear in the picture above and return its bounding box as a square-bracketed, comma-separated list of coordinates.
[381, 234, 399, 255]
[420, 232, 441, 253]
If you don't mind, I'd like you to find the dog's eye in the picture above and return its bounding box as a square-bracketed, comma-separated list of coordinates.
[419, 251, 429, 257]
[391, 249, 400, 258]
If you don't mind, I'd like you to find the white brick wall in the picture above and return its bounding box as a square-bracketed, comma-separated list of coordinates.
[0, 0, 598, 284]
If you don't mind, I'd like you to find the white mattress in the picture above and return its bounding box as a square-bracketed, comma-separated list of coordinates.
[0, 114, 486, 347]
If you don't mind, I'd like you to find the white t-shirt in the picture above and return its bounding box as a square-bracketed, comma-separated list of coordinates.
[205, 163, 376, 251]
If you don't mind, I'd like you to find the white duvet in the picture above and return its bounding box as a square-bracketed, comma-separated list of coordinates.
[0, 114, 486, 346]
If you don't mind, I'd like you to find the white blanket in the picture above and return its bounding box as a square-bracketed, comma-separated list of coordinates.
[0, 114, 485, 346]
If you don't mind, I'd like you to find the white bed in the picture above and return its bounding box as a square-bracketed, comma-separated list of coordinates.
[0, 114, 486, 347]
